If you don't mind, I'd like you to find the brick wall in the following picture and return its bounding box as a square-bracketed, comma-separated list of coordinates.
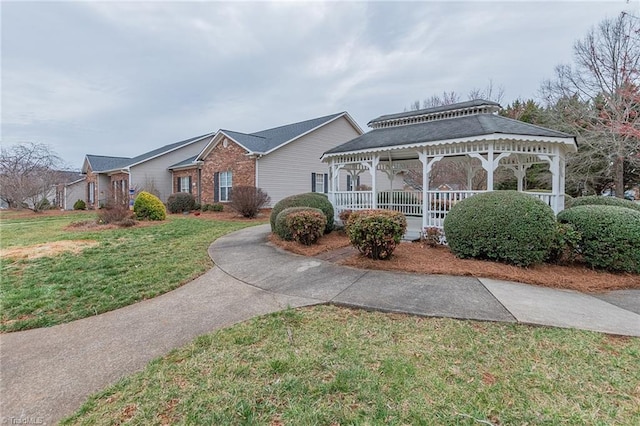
[200, 138, 256, 205]
[109, 172, 130, 207]
[172, 168, 200, 202]
[85, 168, 98, 209]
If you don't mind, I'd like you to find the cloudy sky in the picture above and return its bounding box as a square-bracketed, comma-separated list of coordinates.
[2, 1, 637, 169]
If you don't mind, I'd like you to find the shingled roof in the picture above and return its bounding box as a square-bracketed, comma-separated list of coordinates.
[324, 102, 575, 158]
[84, 155, 132, 173]
[222, 112, 346, 155]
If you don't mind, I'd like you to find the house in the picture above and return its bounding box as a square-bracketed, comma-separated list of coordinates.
[169, 112, 363, 206]
[321, 100, 577, 238]
[80, 134, 214, 208]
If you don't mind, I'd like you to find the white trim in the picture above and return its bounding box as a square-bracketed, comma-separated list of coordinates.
[125, 133, 215, 169]
[321, 133, 577, 161]
[196, 131, 255, 161]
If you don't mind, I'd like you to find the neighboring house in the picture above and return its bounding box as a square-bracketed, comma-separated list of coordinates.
[58, 177, 87, 210]
[81, 134, 214, 208]
[169, 112, 364, 206]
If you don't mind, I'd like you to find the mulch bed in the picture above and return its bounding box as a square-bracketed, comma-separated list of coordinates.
[270, 232, 640, 293]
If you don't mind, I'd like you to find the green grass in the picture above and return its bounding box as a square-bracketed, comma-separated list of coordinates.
[61, 306, 640, 425]
[0, 213, 259, 332]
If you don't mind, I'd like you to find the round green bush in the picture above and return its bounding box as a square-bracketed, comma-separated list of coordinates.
[270, 192, 334, 234]
[73, 199, 86, 210]
[133, 191, 166, 221]
[564, 195, 640, 213]
[557, 205, 640, 273]
[347, 209, 407, 260]
[275, 207, 326, 245]
[443, 191, 556, 266]
[167, 192, 196, 213]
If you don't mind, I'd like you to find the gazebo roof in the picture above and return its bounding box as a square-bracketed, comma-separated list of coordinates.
[323, 102, 576, 159]
[368, 99, 501, 127]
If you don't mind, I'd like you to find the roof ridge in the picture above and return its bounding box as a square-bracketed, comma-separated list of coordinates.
[251, 111, 344, 135]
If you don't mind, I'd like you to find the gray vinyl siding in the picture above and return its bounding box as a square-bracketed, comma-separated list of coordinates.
[257, 116, 362, 206]
[128, 139, 209, 202]
[97, 175, 111, 206]
[64, 180, 86, 210]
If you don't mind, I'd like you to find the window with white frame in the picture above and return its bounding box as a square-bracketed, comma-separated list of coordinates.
[179, 176, 190, 193]
[88, 182, 95, 203]
[312, 172, 326, 193]
[219, 171, 232, 201]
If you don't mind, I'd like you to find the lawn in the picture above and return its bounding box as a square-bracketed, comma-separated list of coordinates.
[61, 305, 640, 425]
[0, 211, 261, 332]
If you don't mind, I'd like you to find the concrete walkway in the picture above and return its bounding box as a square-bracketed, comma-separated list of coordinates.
[2, 224, 639, 425]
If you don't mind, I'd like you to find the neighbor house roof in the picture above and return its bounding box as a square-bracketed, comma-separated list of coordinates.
[168, 155, 200, 170]
[83, 155, 132, 173]
[198, 112, 362, 160]
[323, 113, 575, 157]
[83, 133, 215, 174]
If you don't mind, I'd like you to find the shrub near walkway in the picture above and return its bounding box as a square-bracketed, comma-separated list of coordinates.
[0, 213, 258, 332]
[61, 306, 640, 425]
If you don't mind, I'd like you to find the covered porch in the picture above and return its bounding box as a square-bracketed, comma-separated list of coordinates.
[321, 100, 577, 239]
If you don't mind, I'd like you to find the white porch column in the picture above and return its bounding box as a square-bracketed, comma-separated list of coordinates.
[537, 152, 561, 214]
[418, 151, 443, 230]
[558, 155, 566, 211]
[361, 156, 379, 209]
[487, 142, 495, 191]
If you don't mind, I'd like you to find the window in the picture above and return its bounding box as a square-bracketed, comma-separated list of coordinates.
[179, 176, 191, 193]
[312, 172, 328, 194]
[219, 171, 232, 201]
[88, 182, 95, 204]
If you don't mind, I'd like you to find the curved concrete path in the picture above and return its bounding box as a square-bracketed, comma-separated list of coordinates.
[1, 224, 639, 425]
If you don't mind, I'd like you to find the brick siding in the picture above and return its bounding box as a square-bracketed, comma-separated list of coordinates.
[200, 138, 256, 205]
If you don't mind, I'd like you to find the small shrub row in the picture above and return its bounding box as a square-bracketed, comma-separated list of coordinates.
[167, 192, 196, 214]
[270, 193, 334, 234]
[202, 203, 224, 212]
[347, 209, 407, 260]
[275, 207, 326, 245]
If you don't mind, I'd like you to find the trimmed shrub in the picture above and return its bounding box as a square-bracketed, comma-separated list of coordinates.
[229, 186, 271, 218]
[193, 202, 202, 211]
[338, 209, 353, 230]
[73, 199, 86, 210]
[270, 192, 334, 234]
[133, 191, 166, 221]
[546, 222, 581, 264]
[347, 209, 407, 260]
[557, 205, 640, 273]
[167, 192, 196, 214]
[422, 227, 445, 248]
[212, 203, 224, 212]
[443, 191, 556, 266]
[564, 195, 640, 213]
[275, 207, 326, 245]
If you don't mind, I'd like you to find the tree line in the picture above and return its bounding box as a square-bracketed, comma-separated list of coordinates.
[409, 12, 640, 197]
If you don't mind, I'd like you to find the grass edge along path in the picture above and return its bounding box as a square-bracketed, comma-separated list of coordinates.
[1, 214, 260, 332]
[61, 305, 640, 425]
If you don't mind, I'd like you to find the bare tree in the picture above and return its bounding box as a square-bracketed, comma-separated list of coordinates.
[409, 81, 504, 111]
[541, 12, 640, 197]
[0, 143, 64, 211]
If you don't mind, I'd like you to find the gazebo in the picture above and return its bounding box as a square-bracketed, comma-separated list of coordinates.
[321, 100, 577, 238]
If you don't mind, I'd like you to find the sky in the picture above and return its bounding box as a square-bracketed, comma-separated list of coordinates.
[2, 0, 638, 170]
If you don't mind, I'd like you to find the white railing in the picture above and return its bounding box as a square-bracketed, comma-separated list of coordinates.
[332, 190, 559, 227]
[333, 191, 373, 211]
[378, 191, 423, 216]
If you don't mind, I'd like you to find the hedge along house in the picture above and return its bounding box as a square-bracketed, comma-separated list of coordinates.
[171, 112, 363, 206]
[321, 100, 578, 239]
[81, 133, 214, 208]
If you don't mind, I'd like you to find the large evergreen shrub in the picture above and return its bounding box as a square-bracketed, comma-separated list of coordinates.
[270, 192, 334, 234]
[133, 191, 166, 221]
[557, 205, 640, 273]
[166, 192, 196, 214]
[443, 191, 556, 266]
[73, 199, 86, 210]
[347, 209, 407, 260]
[564, 195, 640, 213]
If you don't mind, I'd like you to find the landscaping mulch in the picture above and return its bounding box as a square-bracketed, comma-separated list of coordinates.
[270, 232, 640, 293]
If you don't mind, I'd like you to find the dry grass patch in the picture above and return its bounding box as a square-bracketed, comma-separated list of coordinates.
[0, 240, 99, 260]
